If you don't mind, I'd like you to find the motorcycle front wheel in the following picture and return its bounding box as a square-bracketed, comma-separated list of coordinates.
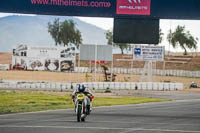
[77, 104, 82, 122]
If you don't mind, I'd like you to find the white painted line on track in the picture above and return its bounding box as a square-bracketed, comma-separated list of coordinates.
[119, 129, 141, 133]
[0, 119, 198, 127]
[133, 128, 200, 133]
[84, 120, 200, 126]
[0, 125, 200, 133]
[0, 125, 127, 130]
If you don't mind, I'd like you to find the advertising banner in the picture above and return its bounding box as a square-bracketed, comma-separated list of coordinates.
[0, 0, 115, 17]
[133, 45, 164, 61]
[80, 45, 112, 61]
[27, 46, 60, 58]
[2, 0, 200, 19]
[12, 45, 76, 72]
[60, 60, 75, 72]
[27, 58, 44, 71]
[116, 0, 151, 15]
[44, 59, 60, 71]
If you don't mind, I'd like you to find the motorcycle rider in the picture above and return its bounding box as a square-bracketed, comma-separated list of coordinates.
[190, 81, 198, 88]
[72, 84, 93, 115]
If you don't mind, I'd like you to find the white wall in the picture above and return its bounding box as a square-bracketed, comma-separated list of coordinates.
[0, 80, 183, 91]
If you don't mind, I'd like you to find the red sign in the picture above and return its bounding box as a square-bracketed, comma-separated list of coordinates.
[90, 60, 105, 64]
[116, 0, 151, 15]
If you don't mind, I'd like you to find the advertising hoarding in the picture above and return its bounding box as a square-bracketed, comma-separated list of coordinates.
[80, 45, 112, 61]
[60, 60, 75, 72]
[1, 0, 200, 19]
[133, 45, 164, 61]
[12, 45, 76, 71]
[26, 47, 61, 59]
[0, 0, 115, 17]
[116, 0, 151, 15]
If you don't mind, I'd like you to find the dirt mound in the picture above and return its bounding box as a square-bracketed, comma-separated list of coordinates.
[0, 53, 12, 64]
[77, 54, 200, 71]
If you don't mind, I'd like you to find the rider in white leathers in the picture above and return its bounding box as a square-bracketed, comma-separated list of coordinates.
[72, 84, 93, 114]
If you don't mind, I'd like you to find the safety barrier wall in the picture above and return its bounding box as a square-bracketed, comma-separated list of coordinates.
[83, 82, 183, 91]
[0, 80, 183, 91]
[74, 67, 200, 78]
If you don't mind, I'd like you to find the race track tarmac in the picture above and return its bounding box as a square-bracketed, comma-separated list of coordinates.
[1, 98, 200, 133]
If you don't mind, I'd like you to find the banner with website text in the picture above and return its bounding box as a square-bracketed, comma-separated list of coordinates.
[1, 0, 200, 19]
[0, 0, 115, 17]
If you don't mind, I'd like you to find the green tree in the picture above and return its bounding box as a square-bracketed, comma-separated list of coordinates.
[48, 18, 61, 46]
[48, 19, 82, 48]
[60, 20, 82, 48]
[106, 30, 129, 54]
[168, 26, 198, 55]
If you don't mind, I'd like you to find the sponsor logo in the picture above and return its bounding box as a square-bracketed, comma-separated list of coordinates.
[128, 0, 141, 4]
[116, 0, 151, 15]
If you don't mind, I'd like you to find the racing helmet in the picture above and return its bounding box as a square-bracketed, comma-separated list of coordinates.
[78, 84, 85, 93]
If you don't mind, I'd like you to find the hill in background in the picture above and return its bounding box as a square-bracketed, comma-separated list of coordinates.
[0, 15, 107, 52]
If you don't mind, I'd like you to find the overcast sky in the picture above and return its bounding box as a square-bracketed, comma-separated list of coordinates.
[1, 13, 200, 53]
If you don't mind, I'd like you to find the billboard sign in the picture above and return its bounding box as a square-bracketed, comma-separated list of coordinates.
[2, 0, 200, 19]
[27, 46, 60, 58]
[80, 45, 112, 61]
[133, 45, 164, 61]
[13, 45, 76, 59]
[12, 45, 76, 71]
[116, 0, 151, 15]
[0, 0, 115, 17]
[28, 58, 44, 71]
[60, 60, 75, 72]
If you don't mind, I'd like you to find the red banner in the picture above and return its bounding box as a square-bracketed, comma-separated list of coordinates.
[116, 0, 151, 15]
[90, 60, 105, 64]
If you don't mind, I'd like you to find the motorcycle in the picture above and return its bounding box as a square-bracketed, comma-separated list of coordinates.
[74, 93, 94, 122]
[189, 82, 200, 88]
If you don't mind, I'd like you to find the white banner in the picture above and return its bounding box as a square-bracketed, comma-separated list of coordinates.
[80, 45, 112, 61]
[133, 45, 164, 61]
[13, 45, 76, 59]
[12, 45, 76, 71]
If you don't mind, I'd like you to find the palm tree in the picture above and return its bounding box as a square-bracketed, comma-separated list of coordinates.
[168, 26, 198, 55]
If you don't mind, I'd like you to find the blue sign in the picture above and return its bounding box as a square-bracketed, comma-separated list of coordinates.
[133, 45, 164, 61]
[134, 48, 141, 55]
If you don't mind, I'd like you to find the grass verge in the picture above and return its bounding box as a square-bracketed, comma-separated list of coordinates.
[0, 90, 169, 114]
